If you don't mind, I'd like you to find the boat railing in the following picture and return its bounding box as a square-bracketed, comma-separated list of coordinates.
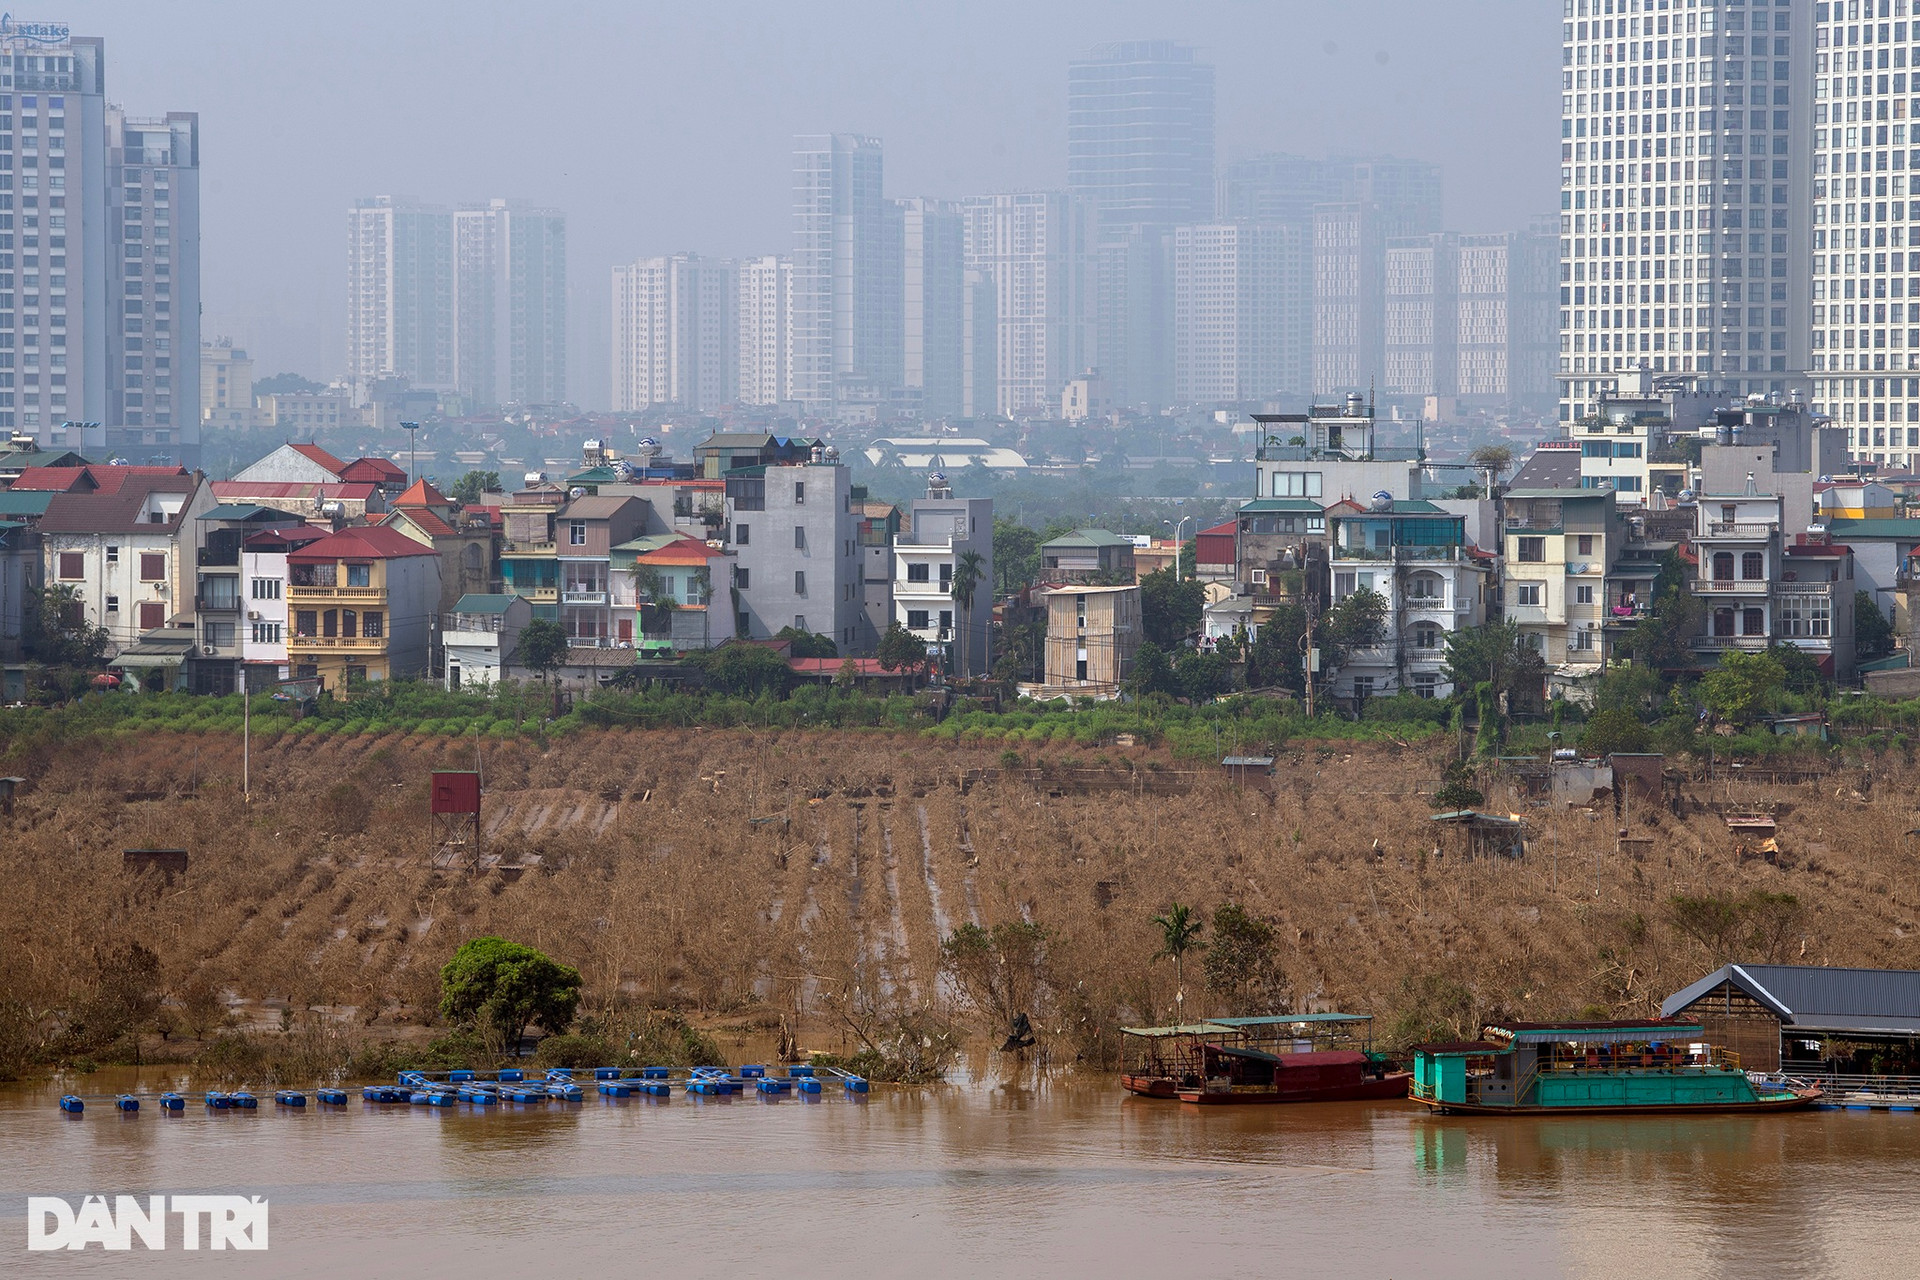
[1540, 1046, 1741, 1074]
[1754, 1070, 1920, 1095]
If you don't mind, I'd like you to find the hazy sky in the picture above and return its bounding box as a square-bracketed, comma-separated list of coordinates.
[73, 0, 1559, 410]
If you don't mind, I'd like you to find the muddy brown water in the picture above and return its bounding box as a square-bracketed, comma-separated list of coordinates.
[4, 1067, 1917, 1278]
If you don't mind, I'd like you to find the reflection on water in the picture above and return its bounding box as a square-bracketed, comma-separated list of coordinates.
[3, 1069, 1918, 1278]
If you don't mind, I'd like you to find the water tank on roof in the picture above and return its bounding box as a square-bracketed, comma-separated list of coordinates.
[569, 487, 587, 499]
[1369, 490, 1393, 512]
[584, 438, 602, 452]
[319, 501, 344, 518]
[823, 445, 839, 463]
[1346, 391, 1366, 417]
[612, 460, 636, 481]
[525, 471, 547, 486]
[1679, 489, 1697, 503]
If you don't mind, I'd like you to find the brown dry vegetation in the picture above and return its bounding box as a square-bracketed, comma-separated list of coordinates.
[3, 727, 1918, 1074]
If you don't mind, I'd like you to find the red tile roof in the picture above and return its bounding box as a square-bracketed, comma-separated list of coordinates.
[290, 442, 349, 475]
[287, 525, 439, 562]
[35, 475, 200, 534]
[13, 464, 187, 495]
[211, 481, 377, 502]
[787, 657, 922, 677]
[341, 457, 407, 484]
[385, 506, 457, 537]
[631, 537, 729, 565]
[394, 478, 450, 507]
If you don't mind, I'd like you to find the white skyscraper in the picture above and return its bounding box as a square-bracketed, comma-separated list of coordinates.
[347, 196, 453, 401]
[1173, 221, 1306, 403]
[611, 253, 735, 413]
[1558, 1, 1812, 422]
[107, 108, 199, 464]
[897, 197, 965, 418]
[736, 254, 790, 406]
[960, 192, 1096, 418]
[791, 134, 891, 411]
[1808, 6, 1920, 470]
[452, 200, 566, 408]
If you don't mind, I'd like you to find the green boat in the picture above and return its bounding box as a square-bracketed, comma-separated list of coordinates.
[1409, 1019, 1822, 1116]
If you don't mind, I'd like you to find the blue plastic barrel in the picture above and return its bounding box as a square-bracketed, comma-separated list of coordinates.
[115, 1094, 139, 1112]
[844, 1076, 869, 1093]
[547, 1082, 583, 1102]
[274, 1090, 306, 1107]
[230, 1091, 258, 1109]
[787, 1064, 815, 1077]
[593, 1067, 620, 1081]
[643, 1082, 672, 1097]
[464, 1088, 498, 1105]
[498, 1069, 524, 1082]
[740, 1064, 766, 1079]
[642, 1066, 670, 1079]
[798, 1077, 822, 1094]
[58, 1095, 83, 1113]
[159, 1092, 185, 1111]
[316, 1088, 347, 1105]
[545, 1069, 574, 1081]
[204, 1091, 230, 1109]
[597, 1081, 631, 1097]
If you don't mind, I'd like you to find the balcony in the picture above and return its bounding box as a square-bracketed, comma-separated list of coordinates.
[502, 540, 558, 556]
[288, 585, 386, 604]
[1702, 522, 1775, 540]
[1333, 544, 1467, 562]
[894, 580, 953, 597]
[1697, 577, 1770, 595]
[511, 586, 559, 604]
[289, 634, 388, 651]
[1694, 634, 1771, 651]
[562, 590, 609, 605]
[195, 594, 241, 613]
[197, 546, 239, 567]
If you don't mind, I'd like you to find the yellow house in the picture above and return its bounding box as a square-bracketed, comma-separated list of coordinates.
[1038, 584, 1141, 699]
[1816, 481, 1901, 521]
[286, 525, 441, 691]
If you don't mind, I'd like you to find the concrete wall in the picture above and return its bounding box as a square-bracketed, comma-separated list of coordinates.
[728, 463, 860, 651]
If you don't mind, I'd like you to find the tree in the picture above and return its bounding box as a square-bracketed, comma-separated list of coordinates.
[940, 921, 1049, 1040]
[993, 519, 1042, 592]
[1175, 650, 1237, 703]
[774, 626, 838, 659]
[253, 372, 326, 396]
[1698, 648, 1785, 726]
[1443, 619, 1546, 714]
[876, 621, 928, 672]
[1769, 642, 1829, 698]
[950, 549, 987, 676]
[1580, 708, 1651, 757]
[1150, 904, 1204, 1019]
[1468, 444, 1515, 477]
[1668, 890, 1806, 967]
[1324, 586, 1387, 660]
[631, 565, 680, 640]
[22, 583, 112, 668]
[1628, 550, 1703, 672]
[1202, 903, 1286, 1017]
[1126, 641, 1180, 698]
[1857, 589, 1897, 661]
[1139, 568, 1205, 648]
[450, 470, 501, 506]
[439, 936, 582, 1049]
[514, 618, 569, 682]
[689, 640, 795, 695]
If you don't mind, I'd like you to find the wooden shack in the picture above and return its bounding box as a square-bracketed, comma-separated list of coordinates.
[1429, 810, 1526, 859]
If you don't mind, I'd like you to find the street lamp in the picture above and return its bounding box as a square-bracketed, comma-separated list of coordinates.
[1164, 515, 1194, 581]
[401, 421, 421, 485]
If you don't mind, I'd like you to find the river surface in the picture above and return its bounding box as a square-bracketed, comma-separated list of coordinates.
[3, 1067, 1917, 1278]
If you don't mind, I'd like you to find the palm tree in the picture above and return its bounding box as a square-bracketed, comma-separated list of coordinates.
[950, 549, 986, 678]
[1151, 903, 1205, 1021]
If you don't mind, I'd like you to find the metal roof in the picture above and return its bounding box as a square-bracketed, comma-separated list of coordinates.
[453, 594, 517, 615]
[1206, 1013, 1370, 1026]
[1825, 518, 1920, 540]
[1119, 1023, 1239, 1038]
[1239, 498, 1324, 513]
[1662, 963, 1920, 1035]
[1042, 528, 1134, 549]
[1503, 487, 1613, 500]
[1490, 1020, 1702, 1046]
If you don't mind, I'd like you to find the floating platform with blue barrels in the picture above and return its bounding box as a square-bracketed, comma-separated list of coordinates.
[52, 1061, 869, 1115]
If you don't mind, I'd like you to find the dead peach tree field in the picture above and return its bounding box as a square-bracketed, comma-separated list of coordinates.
[3, 727, 1916, 1070]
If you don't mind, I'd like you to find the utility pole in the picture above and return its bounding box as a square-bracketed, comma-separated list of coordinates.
[242, 679, 250, 803]
[402, 420, 421, 485]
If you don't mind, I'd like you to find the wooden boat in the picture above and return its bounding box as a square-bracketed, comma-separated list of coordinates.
[1409, 1019, 1824, 1116]
[1122, 1013, 1411, 1105]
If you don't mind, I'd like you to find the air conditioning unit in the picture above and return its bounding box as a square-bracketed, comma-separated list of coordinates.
[154, 584, 169, 595]
[247, 610, 262, 620]
[202, 645, 217, 655]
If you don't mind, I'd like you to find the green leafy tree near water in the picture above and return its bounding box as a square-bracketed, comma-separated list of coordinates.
[1857, 589, 1897, 661]
[439, 937, 582, 1049]
[1698, 648, 1785, 726]
[876, 621, 928, 672]
[1139, 568, 1205, 648]
[450, 470, 501, 505]
[514, 618, 569, 682]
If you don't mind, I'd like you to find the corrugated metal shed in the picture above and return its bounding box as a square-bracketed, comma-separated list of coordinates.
[1662, 964, 1920, 1036]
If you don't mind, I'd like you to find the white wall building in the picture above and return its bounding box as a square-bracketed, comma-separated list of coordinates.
[960, 192, 1096, 417]
[611, 252, 736, 413]
[347, 196, 454, 400]
[1173, 221, 1306, 403]
[892, 475, 993, 676]
[735, 254, 790, 406]
[1558, 2, 1813, 422]
[452, 199, 566, 408]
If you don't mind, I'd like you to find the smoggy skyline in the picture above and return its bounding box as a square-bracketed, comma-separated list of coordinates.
[71, 0, 1559, 408]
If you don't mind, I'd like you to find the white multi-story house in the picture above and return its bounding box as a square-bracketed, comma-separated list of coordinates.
[1325, 498, 1489, 701]
[892, 474, 993, 676]
[1501, 487, 1623, 673]
[723, 443, 861, 650]
[1691, 480, 1857, 684]
[240, 523, 325, 685]
[37, 471, 210, 649]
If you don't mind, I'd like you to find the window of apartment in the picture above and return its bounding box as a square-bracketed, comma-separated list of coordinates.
[251, 578, 281, 600]
[1408, 572, 1441, 599]
[1517, 537, 1545, 563]
[1414, 622, 1440, 649]
[1514, 583, 1543, 606]
[1742, 607, 1766, 637]
[1577, 535, 1595, 556]
[1575, 584, 1595, 605]
[346, 563, 371, 587]
[1353, 676, 1375, 700]
[105, 544, 118, 562]
[1714, 608, 1735, 638]
[1809, 596, 1832, 637]
[793, 615, 807, 632]
[794, 526, 806, 550]
[252, 621, 281, 644]
[1334, 571, 1357, 599]
[138, 552, 165, 580]
[1571, 628, 1595, 652]
[137, 602, 164, 630]
[1712, 552, 1735, 582]
[570, 520, 586, 546]
[733, 566, 750, 589]
[204, 621, 234, 648]
[1413, 673, 1437, 699]
[939, 563, 953, 588]
[907, 562, 930, 582]
[793, 570, 806, 596]
[363, 611, 383, 638]
[1271, 471, 1323, 498]
[56, 551, 82, 580]
[939, 610, 953, 633]
[734, 523, 749, 546]
[736, 611, 751, 636]
[104, 595, 119, 612]
[908, 610, 929, 630]
[294, 610, 317, 637]
[1741, 551, 1765, 580]
[793, 481, 805, 505]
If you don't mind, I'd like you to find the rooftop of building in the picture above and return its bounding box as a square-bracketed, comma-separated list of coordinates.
[36, 475, 199, 535]
[1041, 528, 1135, 549]
[286, 525, 439, 563]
